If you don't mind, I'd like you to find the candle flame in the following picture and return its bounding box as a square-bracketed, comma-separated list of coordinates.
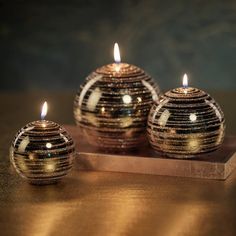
[41, 101, 48, 120]
[114, 43, 121, 63]
[183, 73, 188, 88]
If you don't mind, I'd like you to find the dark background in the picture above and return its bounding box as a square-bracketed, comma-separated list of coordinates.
[0, 0, 236, 91]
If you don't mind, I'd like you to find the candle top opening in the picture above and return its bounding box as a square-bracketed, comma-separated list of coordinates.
[41, 101, 48, 120]
[114, 43, 121, 63]
[182, 74, 188, 88]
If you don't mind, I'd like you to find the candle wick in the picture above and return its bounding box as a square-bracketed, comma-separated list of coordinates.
[183, 87, 188, 94]
[41, 115, 45, 120]
[115, 63, 121, 72]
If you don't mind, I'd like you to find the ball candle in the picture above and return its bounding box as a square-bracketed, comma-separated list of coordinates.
[10, 102, 75, 185]
[147, 74, 225, 158]
[74, 43, 161, 151]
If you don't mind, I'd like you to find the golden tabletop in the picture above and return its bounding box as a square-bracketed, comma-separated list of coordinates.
[0, 91, 236, 236]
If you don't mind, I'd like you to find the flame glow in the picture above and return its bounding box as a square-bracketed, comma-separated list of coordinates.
[114, 43, 121, 63]
[183, 74, 188, 88]
[41, 101, 48, 120]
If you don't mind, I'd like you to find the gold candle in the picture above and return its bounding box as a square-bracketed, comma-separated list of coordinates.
[147, 74, 225, 158]
[10, 102, 75, 184]
[74, 43, 161, 151]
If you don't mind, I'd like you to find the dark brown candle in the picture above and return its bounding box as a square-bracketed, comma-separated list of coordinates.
[10, 102, 75, 184]
[74, 43, 161, 151]
[147, 74, 225, 158]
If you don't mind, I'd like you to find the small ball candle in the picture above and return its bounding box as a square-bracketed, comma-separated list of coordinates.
[74, 43, 161, 151]
[10, 102, 75, 185]
[147, 74, 225, 158]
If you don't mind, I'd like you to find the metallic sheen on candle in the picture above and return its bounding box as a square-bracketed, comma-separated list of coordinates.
[74, 61, 161, 151]
[147, 85, 225, 159]
[10, 120, 75, 184]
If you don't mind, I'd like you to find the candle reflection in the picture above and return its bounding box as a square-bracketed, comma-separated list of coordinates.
[189, 113, 197, 122]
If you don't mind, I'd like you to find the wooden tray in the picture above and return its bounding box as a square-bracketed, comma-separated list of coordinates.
[65, 125, 236, 180]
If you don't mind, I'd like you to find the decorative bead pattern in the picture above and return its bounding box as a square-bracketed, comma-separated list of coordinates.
[147, 87, 225, 158]
[74, 63, 161, 150]
[10, 120, 75, 184]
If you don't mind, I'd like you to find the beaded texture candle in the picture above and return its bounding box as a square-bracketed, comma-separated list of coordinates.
[74, 43, 161, 151]
[10, 102, 75, 185]
[147, 74, 225, 159]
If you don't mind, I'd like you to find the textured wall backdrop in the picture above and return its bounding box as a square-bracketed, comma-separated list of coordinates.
[0, 0, 236, 91]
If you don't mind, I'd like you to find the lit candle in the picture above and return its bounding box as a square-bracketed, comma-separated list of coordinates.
[40, 101, 48, 127]
[182, 73, 188, 94]
[10, 101, 75, 185]
[74, 43, 161, 151]
[147, 74, 225, 158]
[114, 42, 121, 72]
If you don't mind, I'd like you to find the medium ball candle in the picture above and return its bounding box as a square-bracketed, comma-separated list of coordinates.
[147, 74, 225, 158]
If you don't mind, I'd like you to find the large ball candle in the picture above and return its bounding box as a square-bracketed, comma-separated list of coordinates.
[74, 43, 161, 151]
[10, 102, 75, 185]
[147, 74, 225, 158]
